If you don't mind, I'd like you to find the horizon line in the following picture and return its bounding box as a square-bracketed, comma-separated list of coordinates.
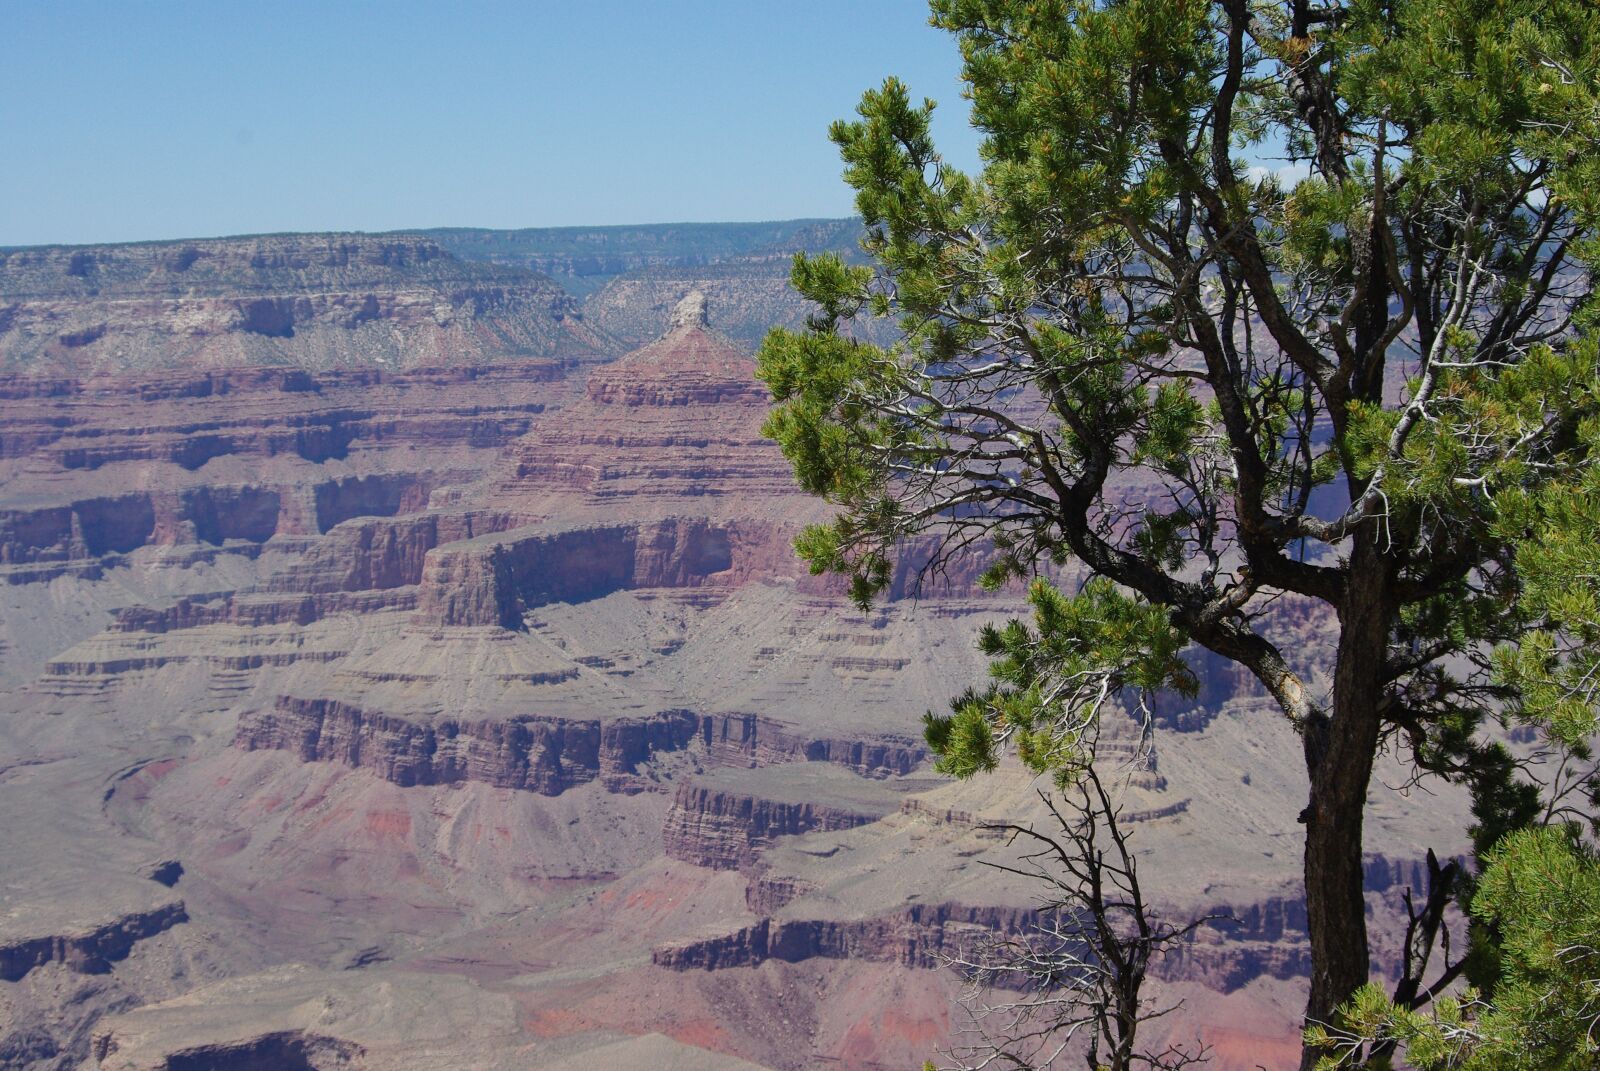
[0, 216, 862, 255]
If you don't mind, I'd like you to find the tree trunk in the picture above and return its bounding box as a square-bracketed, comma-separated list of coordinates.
[1299, 534, 1391, 1071]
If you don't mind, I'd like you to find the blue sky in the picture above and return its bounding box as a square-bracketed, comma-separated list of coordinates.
[1, 1, 983, 247]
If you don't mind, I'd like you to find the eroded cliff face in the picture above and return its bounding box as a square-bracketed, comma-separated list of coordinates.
[697, 713, 927, 776]
[0, 363, 552, 593]
[498, 295, 803, 508]
[662, 782, 884, 870]
[0, 364, 559, 472]
[268, 511, 523, 595]
[96, 1030, 363, 1071]
[652, 904, 1048, 974]
[1, 487, 279, 566]
[650, 885, 1419, 997]
[0, 901, 189, 983]
[411, 519, 758, 629]
[231, 697, 938, 802]
[235, 697, 701, 795]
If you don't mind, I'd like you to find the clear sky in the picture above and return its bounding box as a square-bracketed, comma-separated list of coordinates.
[1, 1, 984, 247]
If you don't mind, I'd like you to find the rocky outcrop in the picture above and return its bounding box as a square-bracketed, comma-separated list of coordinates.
[1362, 852, 1459, 896]
[427, 218, 864, 321]
[0, 354, 569, 692]
[652, 902, 1045, 974]
[0, 496, 154, 563]
[0, 901, 188, 982]
[94, 1030, 364, 1071]
[233, 696, 930, 798]
[266, 511, 521, 596]
[698, 713, 926, 776]
[1153, 895, 1314, 991]
[0, 481, 435, 576]
[311, 474, 436, 533]
[745, 876, 816, 915]
[143, 861, 183, 888]
[234, 697, 702, 795]
[68, 507, 526, 629]
[411, 540, 524, 630]
[582, 265, 844, 351]
[0, 487, 284, 565]
[410, 519, 742, 628]
[662, 782, 884, 870]
[896, 799, 1010, 838]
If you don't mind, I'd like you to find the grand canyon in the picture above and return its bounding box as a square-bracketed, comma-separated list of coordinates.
[0, 225, 1470, 1070]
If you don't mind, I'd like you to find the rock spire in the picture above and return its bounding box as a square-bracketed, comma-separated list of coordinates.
[667, 290, 709, 333]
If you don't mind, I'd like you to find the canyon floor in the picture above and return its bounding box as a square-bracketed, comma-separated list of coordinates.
[0, 227, 1469, 1071]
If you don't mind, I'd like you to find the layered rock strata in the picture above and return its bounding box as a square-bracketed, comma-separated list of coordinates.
[0, 361, 564, 589]
[267, 511, 523, 597]
[0, 234, 611, 373]
[0, 258, 1472, 1071]
[653, 897, 1316, 995]
[662, 781, 890, 870]
[652, 903, 1044, 974]
[411, 518, 744, 629]
[496, 291, 803, 507]
[233, 696, 937, 798]
[662, 865, 1435, 998]
[235, 696, 701, 795]
[0, 364, 560, 472]
[698, 712, 927, 776]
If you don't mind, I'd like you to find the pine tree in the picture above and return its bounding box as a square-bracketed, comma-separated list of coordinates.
[1318, 827, 1600, 1069]
[756, 2, 1600, 1066]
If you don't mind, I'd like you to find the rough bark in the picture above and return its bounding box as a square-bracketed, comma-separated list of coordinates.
[1300, 530, 1391, 1069]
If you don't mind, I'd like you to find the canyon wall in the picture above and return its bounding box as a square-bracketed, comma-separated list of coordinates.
[0, 241, 1468, 1071]
[662, 782, 885, 870]
[0, 234, 610, 373]
[235, 697, 702, 796]
[411, 519, 755, 629]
